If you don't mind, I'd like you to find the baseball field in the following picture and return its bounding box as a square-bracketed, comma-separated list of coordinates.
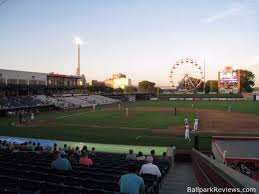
[0, 100, 259, 154]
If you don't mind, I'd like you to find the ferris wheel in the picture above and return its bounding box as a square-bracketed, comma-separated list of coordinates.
[169, 58, 204, 92]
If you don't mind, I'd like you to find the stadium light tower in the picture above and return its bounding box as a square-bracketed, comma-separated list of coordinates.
[202, 56, 206, 93]
[74, 37, 84, 76]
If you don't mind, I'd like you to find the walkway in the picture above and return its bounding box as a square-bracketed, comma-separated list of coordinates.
[160, 162, 198, 194]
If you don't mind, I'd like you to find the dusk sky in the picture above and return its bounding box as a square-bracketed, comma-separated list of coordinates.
[0, 0, 259, 86]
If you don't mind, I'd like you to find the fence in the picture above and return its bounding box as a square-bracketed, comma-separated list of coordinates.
[192, 149, 259, 194]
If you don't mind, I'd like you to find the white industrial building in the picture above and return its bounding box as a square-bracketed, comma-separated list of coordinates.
[0, 69, 48, 86]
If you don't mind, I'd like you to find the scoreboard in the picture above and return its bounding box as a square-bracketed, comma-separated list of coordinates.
[218, 66, 240, 94]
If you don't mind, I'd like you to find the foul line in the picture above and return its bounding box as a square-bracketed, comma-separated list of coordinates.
[56, 112, 87, 119]
[136, 135, 184, 140]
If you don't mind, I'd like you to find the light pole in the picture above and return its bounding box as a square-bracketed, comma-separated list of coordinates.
[74, 37, 83, 76]
[203, 56, 206, 93]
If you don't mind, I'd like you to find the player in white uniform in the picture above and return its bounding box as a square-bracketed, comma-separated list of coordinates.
[184, 124, 190, 141]
[193, 118, 198, 131]
[184, 116, 188, 125]
[30, 112, 34, 121]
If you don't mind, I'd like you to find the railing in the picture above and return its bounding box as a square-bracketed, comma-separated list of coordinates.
[192, 149, 259, 194]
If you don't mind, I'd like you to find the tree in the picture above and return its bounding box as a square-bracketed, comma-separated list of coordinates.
[114, 88, 124, 93]
[138, 81, 156, 93]
[205, 80, 218, 93]
[124, 86, 138, 93]
[237, 69, 255, 93]
[87, 85, 114, 93]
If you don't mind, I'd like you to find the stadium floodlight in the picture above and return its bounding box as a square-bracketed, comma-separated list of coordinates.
[74, 37, 84, 45]
[74, 37, 84, 76]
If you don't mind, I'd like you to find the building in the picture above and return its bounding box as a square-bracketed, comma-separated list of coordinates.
[47, 73, 85, 87]
[0, 69, 48, 86]
[0, 69, 86, 88]
[104, 73, 132, 89]
[87, 80, 104, 86]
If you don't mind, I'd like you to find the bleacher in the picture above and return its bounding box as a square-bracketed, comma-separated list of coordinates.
[0, 95, 118, 110]
[76, 95, 118, 106]
[34, 95, 74, 109]
[55, 96, 92, 108]
[0, 149, 169, 194]
[34, 95, 118, 109]
[0, 96, 45, 110]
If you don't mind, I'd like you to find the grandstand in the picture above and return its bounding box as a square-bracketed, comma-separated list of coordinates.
[0, 142, 170, 194]
[0, 95, 118, 110]
[0, 140, 258, 194]
[0, 96, 46, 109]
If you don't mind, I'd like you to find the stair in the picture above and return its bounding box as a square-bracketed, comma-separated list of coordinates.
[160, 162, 198, 194]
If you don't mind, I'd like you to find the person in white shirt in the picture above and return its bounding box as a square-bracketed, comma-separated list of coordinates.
[193, 118, 198, 131]
[184, 123, 190, 141]
[30, 112, 34, 121]
[136, 152, 146, 161]
[139, 156, 161, 178]
[166, 145, 176, 159]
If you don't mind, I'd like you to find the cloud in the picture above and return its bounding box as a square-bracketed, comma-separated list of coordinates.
[202, 3, 243, 24]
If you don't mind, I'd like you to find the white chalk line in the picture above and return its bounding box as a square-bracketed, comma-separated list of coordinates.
[56, 112, 88, 119]
[135, 135, 184, 140]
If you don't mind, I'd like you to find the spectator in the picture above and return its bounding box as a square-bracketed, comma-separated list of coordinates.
[150, 150, 158, 162]
[32, 142, 36, 150]
[79, 151, 93, 166]
[27, 141, 34, 151]
[139, 156, 161, 178]
[45, 145, 52, 153]
[0, 140, 7, 150]
[7, 142, 15, 153]
[66, 151, 76, 164]
[35, 143, 43, 152]
[119, 164, 145, 194]
[52, 143, 58, 152]
[90, 147, 96, 156]
[126, 149, 136, 160]
[166, 144, 174, 157]
[62, 144, 68, 153]
[167, 145, 176, 164]
[51, 151, 72, 171]
[82, 145, 88, 153]
[136, 152, 146, 161]
[75, 146, 81, 156]
[158, 152, 171, 165]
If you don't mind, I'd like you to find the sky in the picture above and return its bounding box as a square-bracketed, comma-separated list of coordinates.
[0, 0, 259, 86]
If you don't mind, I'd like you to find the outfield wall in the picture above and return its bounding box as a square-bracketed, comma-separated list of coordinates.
[168, 97, 245, 101]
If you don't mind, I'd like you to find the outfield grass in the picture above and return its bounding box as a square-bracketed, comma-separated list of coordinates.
[0, 100, 258, 151]
[35, 108, 194, 129]
[0, 107, 194, 148]
[126, 100, 259, 114]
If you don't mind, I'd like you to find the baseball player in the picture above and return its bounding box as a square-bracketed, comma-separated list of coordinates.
[184, 116, 188, 125]
[30, 112, 34, 121]
[184, 123, 190, 141]
[193, 117, 198, 131]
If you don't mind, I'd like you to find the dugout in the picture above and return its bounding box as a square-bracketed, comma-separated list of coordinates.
[212, 136, 259, 181]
